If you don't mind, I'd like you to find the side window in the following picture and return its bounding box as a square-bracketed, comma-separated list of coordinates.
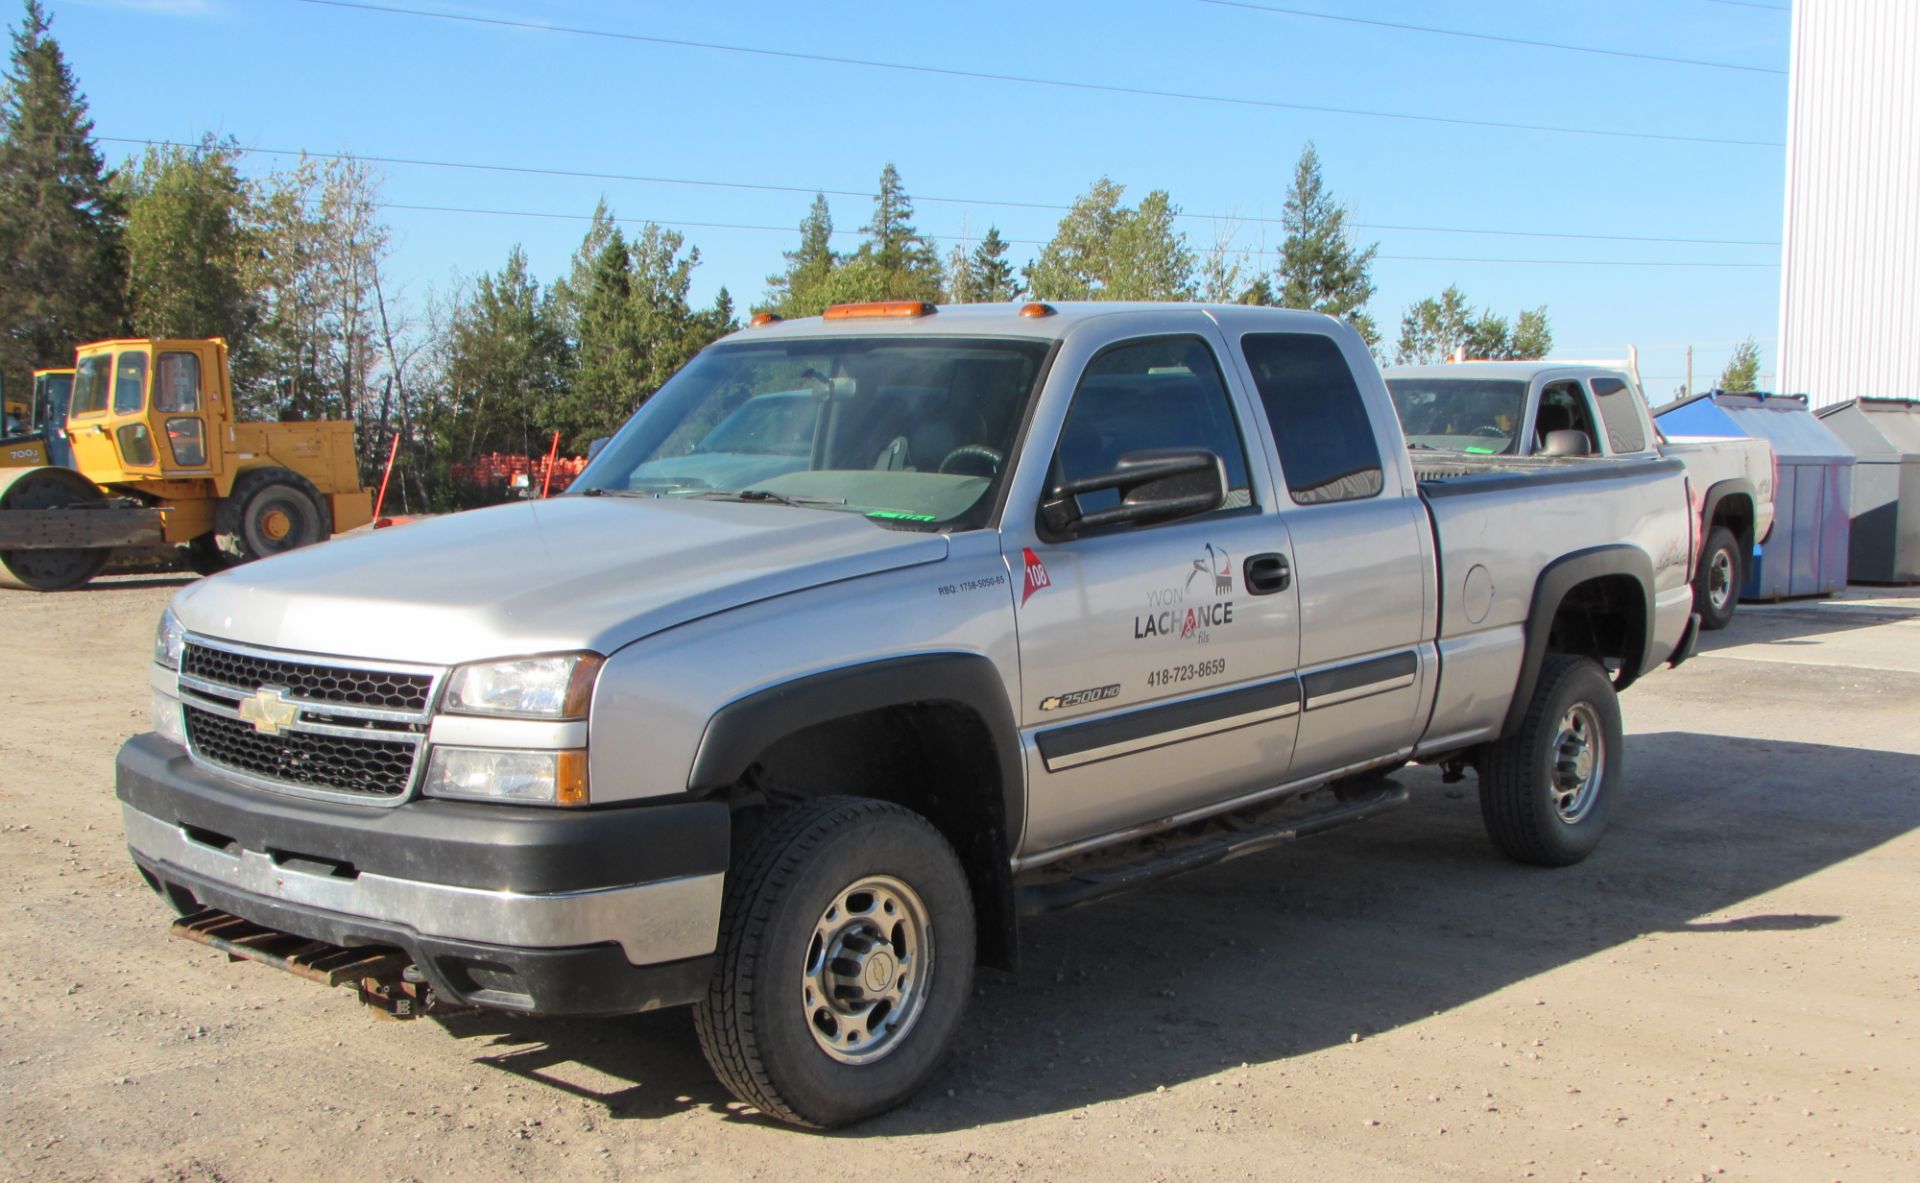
[71, 356, 109, 416]
[1053, 335, 1253, 521]
[1240, 332, 1384, 505]
[1536, 381, 1600, 453]
[1589, 377, 1647, 453]
[113, 352, 148, 415]
[155, 352, 201, 413]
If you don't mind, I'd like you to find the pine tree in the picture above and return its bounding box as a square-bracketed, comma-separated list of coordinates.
[761, 193, 835, 318]
[0, 0, 126, 387]
[853, 163, 941, 301]
[1718, 336, 1761, 392]
[971, 226, 1016, 301]
[1275, 142, 1378, 347]
[444, 245, 570, 462]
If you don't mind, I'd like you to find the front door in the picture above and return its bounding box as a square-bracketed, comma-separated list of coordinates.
[68, 348, 162, 480]
[1006, 328, 1303, 855]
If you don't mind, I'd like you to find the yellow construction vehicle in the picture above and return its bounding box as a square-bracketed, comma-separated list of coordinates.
[0, 338, 372, 590]
[2, 368, 76, 468]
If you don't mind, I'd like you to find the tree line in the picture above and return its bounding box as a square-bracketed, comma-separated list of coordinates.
[1, 0, 1581, 513]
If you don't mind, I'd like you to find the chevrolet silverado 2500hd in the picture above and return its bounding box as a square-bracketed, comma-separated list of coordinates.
[122, 302, 1699, 1128]
[1385, 360, 1775, 629]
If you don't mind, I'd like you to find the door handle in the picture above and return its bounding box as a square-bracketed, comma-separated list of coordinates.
[1245, 552, 1290, 595]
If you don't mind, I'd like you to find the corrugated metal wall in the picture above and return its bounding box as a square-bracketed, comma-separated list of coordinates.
[1777, 0, 1920, 408]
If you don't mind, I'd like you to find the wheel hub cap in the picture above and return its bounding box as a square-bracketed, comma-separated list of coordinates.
[1550, 704, 1604, 823]
[261, 508, 293, 542]
[1709, 550, 1733, 610]
[802, 875, 932, 1065]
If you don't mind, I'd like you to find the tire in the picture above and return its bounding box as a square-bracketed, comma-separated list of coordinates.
[694, 796, 977, 1128]
[214, 468, 331, 563]
[1478, 655, 1622, 867]
[1694, 525, 1740, 631]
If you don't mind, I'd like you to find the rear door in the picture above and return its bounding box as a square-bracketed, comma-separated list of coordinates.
[1224, 326, 1434, 778]
[1004, 319, 1303, 854]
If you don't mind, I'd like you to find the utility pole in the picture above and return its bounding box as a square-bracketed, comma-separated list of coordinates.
[1685, 346, 1693, 398]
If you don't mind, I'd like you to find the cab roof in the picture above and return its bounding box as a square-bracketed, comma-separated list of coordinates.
[1385, 360, 1629, 382]
[723, 300, 1346, 345]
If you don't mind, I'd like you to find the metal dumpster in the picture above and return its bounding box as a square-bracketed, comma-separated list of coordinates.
[1814, 398, 1920, 583]
[1656, 391, 1854, 600]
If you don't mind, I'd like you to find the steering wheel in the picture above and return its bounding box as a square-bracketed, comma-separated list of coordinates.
[1470, 426, 1508, 437]
[938, 445, 1003, 476]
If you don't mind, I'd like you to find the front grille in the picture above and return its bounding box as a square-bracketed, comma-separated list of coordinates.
[185, 707, 417, 799]
[181, 642, 435, 713]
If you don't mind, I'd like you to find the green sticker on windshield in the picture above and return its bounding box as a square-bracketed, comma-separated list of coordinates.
[1464, 446, 1497, 454]
[868, 510, 938, 522]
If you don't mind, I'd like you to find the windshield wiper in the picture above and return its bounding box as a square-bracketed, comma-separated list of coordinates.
[580, 487, 660, 498]
[706, 489, 848, 509]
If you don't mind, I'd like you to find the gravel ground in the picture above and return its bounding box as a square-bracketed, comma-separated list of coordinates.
[1, 577, 1915, 1182]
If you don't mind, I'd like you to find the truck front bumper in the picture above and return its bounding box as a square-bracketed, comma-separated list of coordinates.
[116, 732, 728, 1016]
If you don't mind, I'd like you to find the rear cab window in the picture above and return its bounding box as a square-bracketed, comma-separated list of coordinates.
[1588, 376, 1648, 454]
[1240, 332, 1384, 504]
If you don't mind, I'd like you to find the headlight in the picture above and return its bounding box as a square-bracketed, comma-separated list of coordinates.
[153, 608, 185, 669]
[443, 653, 601, 719]
[423, 747, 588, 806]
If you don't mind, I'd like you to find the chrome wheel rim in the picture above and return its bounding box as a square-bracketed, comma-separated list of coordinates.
[1708, 548, 1735, 612]
[1550, 703, 1604, 823]
[801, 875, 933, 1065]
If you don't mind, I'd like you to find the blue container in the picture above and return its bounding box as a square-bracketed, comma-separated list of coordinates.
[1656, 391, 1855, 600]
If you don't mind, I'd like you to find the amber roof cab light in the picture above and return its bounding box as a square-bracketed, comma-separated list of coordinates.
[821, 301, 936, 320]
[749, 312, 783, 327]
[1019, 302, 1056, 318]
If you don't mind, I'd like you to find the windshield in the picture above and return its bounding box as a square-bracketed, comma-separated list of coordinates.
[1386, 378, 1529, 454]
[573, 336, 1050, 530]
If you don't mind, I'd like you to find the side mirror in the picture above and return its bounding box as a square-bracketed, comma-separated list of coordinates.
[586, 436, 611, 462]
[1040, 449, 1227, 540]
[1542, 429, 1592, 457]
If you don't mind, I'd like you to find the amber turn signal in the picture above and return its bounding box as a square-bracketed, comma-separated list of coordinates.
[822, 301, 936, 320]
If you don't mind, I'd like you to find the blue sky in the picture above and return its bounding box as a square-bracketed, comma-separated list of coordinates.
[54, 0, 1791, 395]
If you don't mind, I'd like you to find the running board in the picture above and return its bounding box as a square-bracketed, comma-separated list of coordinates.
[1016, 785, 1409, 916]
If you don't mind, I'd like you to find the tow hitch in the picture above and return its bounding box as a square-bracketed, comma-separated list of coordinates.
[169, 908, 456, 1019]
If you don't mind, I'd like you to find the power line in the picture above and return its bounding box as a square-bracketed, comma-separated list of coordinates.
[1196, 0, 1785, 75]
[1698, 0, 1789, 12]
[96, 136, 1783, 248]
[368, 197, 1782, 268]
[284, 0, 1784, 149]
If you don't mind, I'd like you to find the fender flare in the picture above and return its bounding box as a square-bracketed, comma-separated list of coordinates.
[1502, 545, 1654, 738]
[687, 651, 1025, 846]
[1700, 477, 1759, 556]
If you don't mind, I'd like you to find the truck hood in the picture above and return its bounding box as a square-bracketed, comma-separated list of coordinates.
[171, 497, 950, 666]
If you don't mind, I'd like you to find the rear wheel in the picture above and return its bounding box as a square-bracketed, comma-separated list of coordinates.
[694, 796, 976, 1128]
[1478, 655, 1622, 867]
[1694, 525, 1740, 630]
[0, 467, 110, 591]
[215, 468, 331, 563]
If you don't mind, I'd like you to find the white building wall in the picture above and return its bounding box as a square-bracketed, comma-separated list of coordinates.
[1777, 0, 1920, 408]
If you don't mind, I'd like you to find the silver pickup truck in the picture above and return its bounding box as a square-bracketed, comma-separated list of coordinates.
[1385, 361, 1776, 629]
[121, 302, 1698, 1128]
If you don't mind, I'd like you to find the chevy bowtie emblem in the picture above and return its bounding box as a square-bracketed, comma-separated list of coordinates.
[237, 687, 300, 735]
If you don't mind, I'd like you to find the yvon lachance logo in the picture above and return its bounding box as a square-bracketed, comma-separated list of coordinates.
[1134, 543, 1234, 644]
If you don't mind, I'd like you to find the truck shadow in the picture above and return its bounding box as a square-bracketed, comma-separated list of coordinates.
[1703, 598, 1920, 651]
[442, 731, 1918, 1134]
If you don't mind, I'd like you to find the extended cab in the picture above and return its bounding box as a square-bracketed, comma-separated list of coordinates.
[1385, 361, 1775, 629]
[121, 303, 1698, 1128]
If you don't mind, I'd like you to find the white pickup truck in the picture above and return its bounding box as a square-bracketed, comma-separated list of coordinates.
[1386, 361, 1775, 629]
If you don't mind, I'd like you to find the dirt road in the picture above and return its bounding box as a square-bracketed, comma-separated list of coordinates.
[2, 578, 1915, 1182]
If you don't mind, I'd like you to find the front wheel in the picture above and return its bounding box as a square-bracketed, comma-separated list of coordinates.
[215, 468, 332, 563]
[1694, 525, 1741, 630]
[694, 797, 976, 1128]
[1478, 655, 1623, 867]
